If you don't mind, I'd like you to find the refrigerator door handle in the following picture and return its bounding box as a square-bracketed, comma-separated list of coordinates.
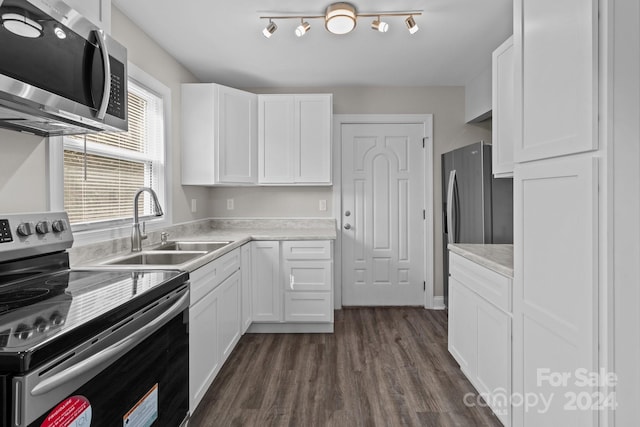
[446, 170, 457, 244]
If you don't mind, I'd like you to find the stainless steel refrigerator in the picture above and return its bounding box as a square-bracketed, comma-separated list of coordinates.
[442, 141, 513, 306]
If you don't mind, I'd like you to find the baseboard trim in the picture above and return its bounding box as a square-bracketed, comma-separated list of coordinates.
[432, 296, 446, 310]
[247, 323, 334, 334]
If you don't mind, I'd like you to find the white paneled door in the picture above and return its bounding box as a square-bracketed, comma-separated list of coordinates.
[341, 123, 425, 306]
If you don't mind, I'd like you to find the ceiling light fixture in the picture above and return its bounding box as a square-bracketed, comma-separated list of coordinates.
[259, 2, 421, 38]
[405, 15, 419, 34]
[371, 16, 389, 33]
[262, 19, 277, 38]
[295, 18, 310, 37]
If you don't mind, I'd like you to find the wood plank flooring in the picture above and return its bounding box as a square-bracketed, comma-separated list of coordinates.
[190, 308, 503, 427]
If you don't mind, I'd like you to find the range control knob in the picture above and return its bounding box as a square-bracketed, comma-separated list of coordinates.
[33, 317, 49, 333]
[35, 221, 50, 235]
[51, 220, 66, 233]
[14, 324, 33, 341]
[16, 222, 34, 237]
[50, 312, 65, 327]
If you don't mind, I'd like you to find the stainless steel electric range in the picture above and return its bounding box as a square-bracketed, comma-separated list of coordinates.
[0, 212, 190, 427]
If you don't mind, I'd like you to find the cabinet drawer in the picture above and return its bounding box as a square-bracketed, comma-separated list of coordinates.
[284, 292, 332, 322]
[449, 252, 512, 313]
[283, 260, 332, 292]
[190, 248, 241, 305]
[282, 240, 331, 260]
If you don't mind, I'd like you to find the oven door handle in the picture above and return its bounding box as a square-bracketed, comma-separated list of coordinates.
[30, 290, 189, 397]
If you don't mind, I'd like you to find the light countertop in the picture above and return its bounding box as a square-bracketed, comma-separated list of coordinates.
[448, 243, 514, 278]
[71, 218, 337, 272]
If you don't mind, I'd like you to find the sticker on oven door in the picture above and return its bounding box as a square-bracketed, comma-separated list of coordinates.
[123, 383, 158, 427]
[41, 395, 92, 427]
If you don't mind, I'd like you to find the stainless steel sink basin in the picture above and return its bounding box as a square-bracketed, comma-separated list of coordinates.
[107, 251, 206, 266]
[152, 241, 231, 252]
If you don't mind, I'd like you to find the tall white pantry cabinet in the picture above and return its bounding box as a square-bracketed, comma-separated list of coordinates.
[510, 0, 640, 426]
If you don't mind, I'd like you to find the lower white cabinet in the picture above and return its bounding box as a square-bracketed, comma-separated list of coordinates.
[249, 240, 333, 332]
[189, 248, 241, 413]
[448, 251, 512, 427]
[240, 243, 252, 333]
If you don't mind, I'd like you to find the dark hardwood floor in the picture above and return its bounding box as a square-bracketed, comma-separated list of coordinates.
[190, 308, 503, 427]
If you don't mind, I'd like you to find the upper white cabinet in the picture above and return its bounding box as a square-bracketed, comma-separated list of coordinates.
[492, 36, 515, 178]
[514, 0, 598, 162]
[64, 0, 111, 32]
[258, 94, 332, 185]
[182, 83, 258, 185]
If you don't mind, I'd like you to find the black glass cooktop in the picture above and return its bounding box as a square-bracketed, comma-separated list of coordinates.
[0, 268, 188, 373]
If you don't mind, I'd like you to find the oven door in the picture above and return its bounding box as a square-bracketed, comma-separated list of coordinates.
[11, 288, 189, 427]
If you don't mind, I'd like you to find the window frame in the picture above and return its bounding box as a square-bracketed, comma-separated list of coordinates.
[48, 62, 172, 246]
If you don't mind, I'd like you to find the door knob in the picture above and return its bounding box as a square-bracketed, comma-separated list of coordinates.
[345, 210, 351, 217]
[344, 223, 351, 230]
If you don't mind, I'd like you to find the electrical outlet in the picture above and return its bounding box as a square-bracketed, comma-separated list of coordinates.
[191, 199, 197, 213]
[227, 199, 234, 210]
[319, 199, 327, 211]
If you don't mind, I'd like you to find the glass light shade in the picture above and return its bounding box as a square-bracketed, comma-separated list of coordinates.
[325, 2, 356, 35]
[406, 16, 419, 34]
[262, 21, 277, 38]
[295, 21, 310, 37]
[371, 19, 389, 33]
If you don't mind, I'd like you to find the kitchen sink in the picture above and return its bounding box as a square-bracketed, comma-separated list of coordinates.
[107, 251, 206, 266]
[152, 241, 231, 252]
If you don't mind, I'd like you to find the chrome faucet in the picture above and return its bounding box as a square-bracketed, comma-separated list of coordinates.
[131, 187, 164, 252]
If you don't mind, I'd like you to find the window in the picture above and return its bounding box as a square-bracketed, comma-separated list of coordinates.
[49, 64, 171, 242]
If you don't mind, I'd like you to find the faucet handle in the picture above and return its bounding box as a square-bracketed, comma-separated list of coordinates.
[160, 231, 169, 244]
[141, 222, 148, 241]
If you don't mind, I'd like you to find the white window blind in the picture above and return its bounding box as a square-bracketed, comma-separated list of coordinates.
[64, 79, 166, 229]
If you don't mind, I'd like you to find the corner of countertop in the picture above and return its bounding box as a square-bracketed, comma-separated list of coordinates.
[448, 243, 514, 278]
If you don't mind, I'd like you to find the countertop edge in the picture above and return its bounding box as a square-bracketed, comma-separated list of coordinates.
[448, 243, 514, 278]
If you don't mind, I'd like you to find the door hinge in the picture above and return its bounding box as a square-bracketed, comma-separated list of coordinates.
[423, 281, 426, 291]
[423, 209, 426, 220]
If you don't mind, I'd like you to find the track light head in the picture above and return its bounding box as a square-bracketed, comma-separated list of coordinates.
[405, 15, 419, 34]
[371, 17, 388, 33]
[262, 20, 277, 38]
[295, 19, 311, 37]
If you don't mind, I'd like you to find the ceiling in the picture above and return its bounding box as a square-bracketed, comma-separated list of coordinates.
[112, 0, 513, 88]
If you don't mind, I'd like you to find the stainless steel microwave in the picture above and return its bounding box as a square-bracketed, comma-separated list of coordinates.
[0, 0, 127, 136]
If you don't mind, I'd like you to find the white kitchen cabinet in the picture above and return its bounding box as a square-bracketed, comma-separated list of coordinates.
[219, 270, 241, 362]
[513, 157, 597, 427]
[182, 83, 258, 185]
[240, 243, 252, 334]
[492, 36, 515, 178]
[258, 94, 332, 185]
[513, 0, 598, 162]
[251, 241, 281, 322]
[448, 251, 512, 427]
[188, 248, 241, 413]
[64, 0, 111, 32]
[249, 240, 334, 332]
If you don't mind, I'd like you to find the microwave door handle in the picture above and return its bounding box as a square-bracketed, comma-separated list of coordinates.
[446, 170, 456, 244]
[93, 29, 111, 120]
[29, 290, 188, 397]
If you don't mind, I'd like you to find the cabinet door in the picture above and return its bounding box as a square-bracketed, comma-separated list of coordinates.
[513, 157, 598, 427]
[218, 86, 257, 184]
[514, 0, 598, 162]
[295, 95, 332, 183]
[181, 84, 218, 185]
[284, 292, 332, 322]
[476, 297, 511, 427]
[492, 36, 515, 178]
[240, 243, 252, 333]
[251, 241, 281, 322]
[259, 96, 295, 183]
[219, 271, 241, 362]
[189, 288, 220, 413]
[64, 0, 111, 32]
[283, 260, 332, 292]
[448, 277, 477, 376]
